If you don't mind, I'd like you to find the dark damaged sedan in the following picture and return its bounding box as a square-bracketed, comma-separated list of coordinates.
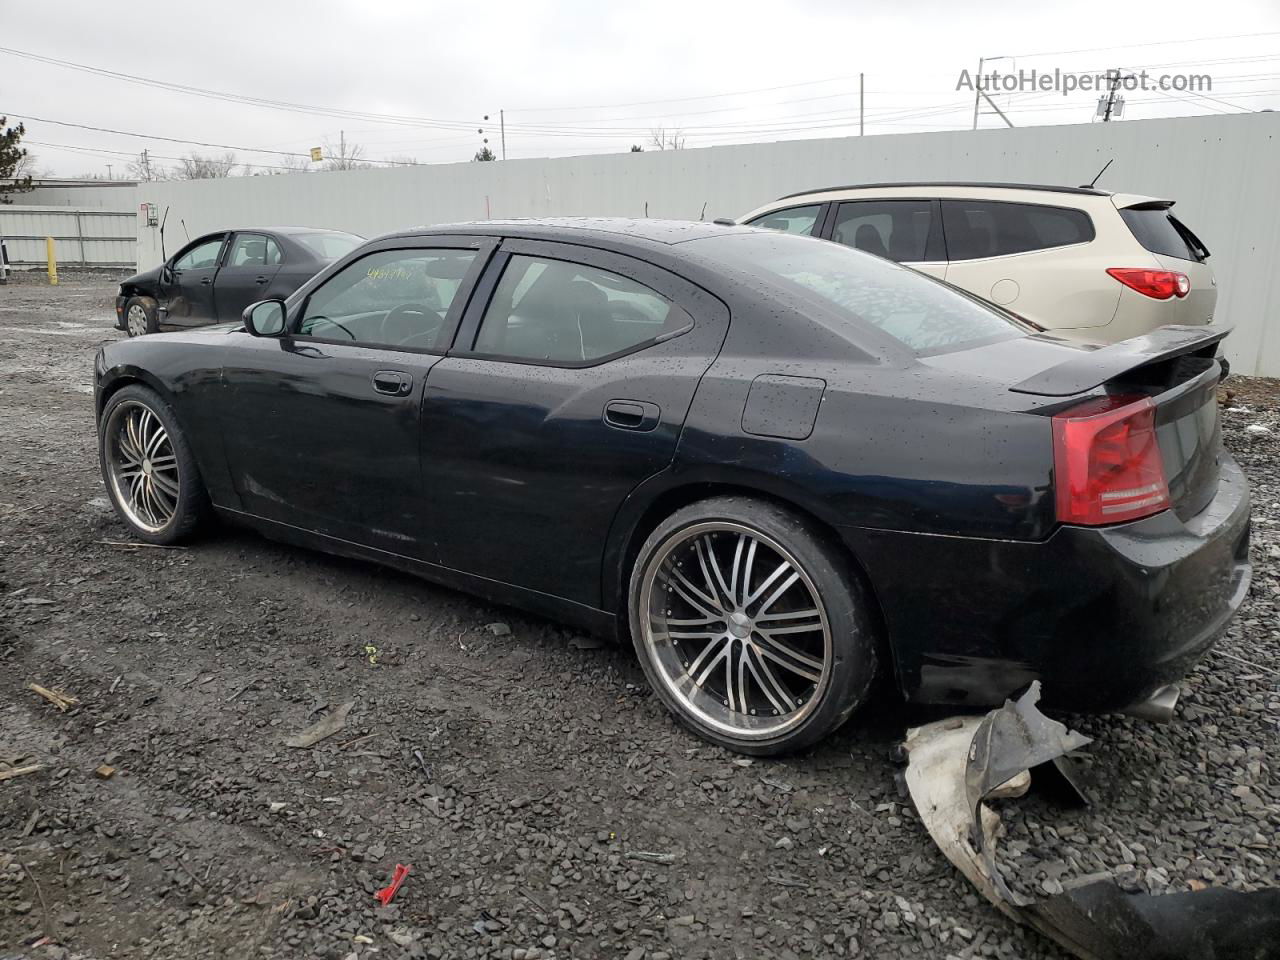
[93, 219, 1251, 754]
[115, 226, 363, 336]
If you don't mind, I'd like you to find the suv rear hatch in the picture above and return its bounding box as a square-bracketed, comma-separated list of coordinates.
[1011, 325, 1227, 522]
[1112, 196, 1216, 325]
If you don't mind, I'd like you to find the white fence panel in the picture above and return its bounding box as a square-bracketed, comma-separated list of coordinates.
[131, 112, 1279, 375]
[0, 206, 137, 268]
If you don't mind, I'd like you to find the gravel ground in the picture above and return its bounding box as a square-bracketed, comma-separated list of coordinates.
[1, 273, 1277, 960]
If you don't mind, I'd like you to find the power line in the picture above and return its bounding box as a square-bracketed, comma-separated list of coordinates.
[2, 110, 429, 165]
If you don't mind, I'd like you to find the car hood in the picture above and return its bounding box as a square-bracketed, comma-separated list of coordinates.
[123, 264, 163, 288]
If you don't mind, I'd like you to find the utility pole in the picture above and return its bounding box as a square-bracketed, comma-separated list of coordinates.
[106, 163, 113, 180]
[140, 149, 151, 181]
[500, 109, 506, 160]
[1100, 68, 1125, 121]
[859, 74, 864, 135]
[971, 57, 984, 130]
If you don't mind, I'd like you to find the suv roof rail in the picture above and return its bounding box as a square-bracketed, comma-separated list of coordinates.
[776, 181, 1113, 201]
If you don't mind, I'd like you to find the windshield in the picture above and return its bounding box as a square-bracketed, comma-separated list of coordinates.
[688, 231, 1025, 353]
[293, 231, 364, 261]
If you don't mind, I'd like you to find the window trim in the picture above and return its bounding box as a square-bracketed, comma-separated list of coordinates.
[939, 198, 1096, 263]
[826, 198, 946, 263]
[451, 241, 695, 370]
[287, 240, 494, 356]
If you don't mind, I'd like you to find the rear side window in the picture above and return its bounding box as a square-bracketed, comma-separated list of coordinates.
[942, 201, 1095, 260]
[746, 204, 823, 236]
[830, 200, 941, 262]
[474, 255, 690, 365]
[688, 232, 1024, 354]
[1119, 208, 1208, 262]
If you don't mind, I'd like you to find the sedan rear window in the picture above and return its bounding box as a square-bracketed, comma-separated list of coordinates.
[1119, 207, 1208, 262]
[293, 231, 364, 261]
[691, 232, 1024, 353]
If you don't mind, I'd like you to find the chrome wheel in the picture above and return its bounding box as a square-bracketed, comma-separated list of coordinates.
[104, 400, 180, 533]
[638, 521, 833, 741]
[126, 303, 149, 337]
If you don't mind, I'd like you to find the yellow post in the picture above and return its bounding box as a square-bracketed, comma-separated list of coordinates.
[46, 236, 58, 286]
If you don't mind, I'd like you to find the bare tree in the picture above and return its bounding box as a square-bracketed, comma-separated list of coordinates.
[473, 146, 496, 162]
[648, 127, 686, 150]
[175, 151, 238, 179]
[322, 133, 367, 171]
[386, 155, 420, 167]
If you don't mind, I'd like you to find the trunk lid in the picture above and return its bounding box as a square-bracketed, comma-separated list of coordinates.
[928, 325, 1228, 522]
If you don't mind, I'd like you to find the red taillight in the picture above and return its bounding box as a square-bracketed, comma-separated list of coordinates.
[1106, 267, 1190, 300]
[1052, 395, 1170, 526]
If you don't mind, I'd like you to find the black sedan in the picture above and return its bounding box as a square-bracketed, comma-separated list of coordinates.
[92, 219, 1251, 755]
[114, 226, 363, 336]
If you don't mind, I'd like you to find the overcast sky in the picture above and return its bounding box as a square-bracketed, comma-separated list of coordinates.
[3, 0, 1279, 177]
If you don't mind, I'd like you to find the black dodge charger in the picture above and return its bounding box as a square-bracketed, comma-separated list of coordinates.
[93, 218, 1251, 755]
[114, 226, 363, 336]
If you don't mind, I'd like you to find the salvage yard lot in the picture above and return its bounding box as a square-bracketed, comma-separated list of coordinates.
[2, 273, 1278, 960]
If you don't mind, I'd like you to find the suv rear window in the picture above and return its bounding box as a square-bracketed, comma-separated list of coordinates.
[1119, 207, 1208, 262]
[689, 232, 1024, 353]
[941, 200, 1095, 260]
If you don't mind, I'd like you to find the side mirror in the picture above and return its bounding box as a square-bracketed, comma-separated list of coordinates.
[243, 299, 287, 337]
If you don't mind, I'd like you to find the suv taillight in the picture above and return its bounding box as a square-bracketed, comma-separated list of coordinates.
[1052, 395, 1170, 526]
[1106, 267, 1190, 300]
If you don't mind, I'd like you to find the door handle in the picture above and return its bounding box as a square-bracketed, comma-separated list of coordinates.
[255, 275, 269, 284]
[604, 399, 660, 431]
[372, 370, 412, 396]
[200, 277, 213, 285]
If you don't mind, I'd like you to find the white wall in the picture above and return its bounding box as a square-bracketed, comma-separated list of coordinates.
[134, 113, 1280, 376]
[23, 181, 138, 210]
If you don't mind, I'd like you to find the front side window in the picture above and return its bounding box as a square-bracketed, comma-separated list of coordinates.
[298, 248, 476, 350]
[228, 234, 278, 267]
[687, 232, 1024, 354]
[746, 204, 823, 236]
[830, 200, 938, 262]
[174, 237, 225, 271]
[474, 255, 687, 364]
[941, 200, 1095, 260]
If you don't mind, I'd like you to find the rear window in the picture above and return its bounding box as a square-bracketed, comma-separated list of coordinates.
[693, 231, 1024, 353]
[941, 200, 1095, 260]
[293, 231, 364, 261]
[1119, 207, 1208, 262]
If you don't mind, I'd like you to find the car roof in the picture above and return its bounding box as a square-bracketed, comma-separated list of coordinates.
[775, 181, 1112, 201]
[384, 217, 735, 247]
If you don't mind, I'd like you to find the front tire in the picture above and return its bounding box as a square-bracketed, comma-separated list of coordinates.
[628, 496, 880, 756]
[124, 297, 158, 337]
[98, 384, 208, 544]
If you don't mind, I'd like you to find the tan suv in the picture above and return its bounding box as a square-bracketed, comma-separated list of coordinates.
[738, 182, 1216, 343]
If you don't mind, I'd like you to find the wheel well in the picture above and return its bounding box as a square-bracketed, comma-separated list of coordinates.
[613, 483, 892, 664]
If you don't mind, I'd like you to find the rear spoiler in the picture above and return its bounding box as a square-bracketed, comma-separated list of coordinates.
[1011, 325, 1230, 397]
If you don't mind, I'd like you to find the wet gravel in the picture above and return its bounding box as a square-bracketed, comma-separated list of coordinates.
[1, 274, 1277, 959]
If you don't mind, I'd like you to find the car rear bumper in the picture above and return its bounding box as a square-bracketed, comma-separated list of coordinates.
[839, 452, 1251, 713]
[114, 294, 128, 331]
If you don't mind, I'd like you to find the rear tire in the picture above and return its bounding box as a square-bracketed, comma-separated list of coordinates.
[98, 384, 208, 545]
[124, 297, 158, 337]
[628, 496, 880, 755]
